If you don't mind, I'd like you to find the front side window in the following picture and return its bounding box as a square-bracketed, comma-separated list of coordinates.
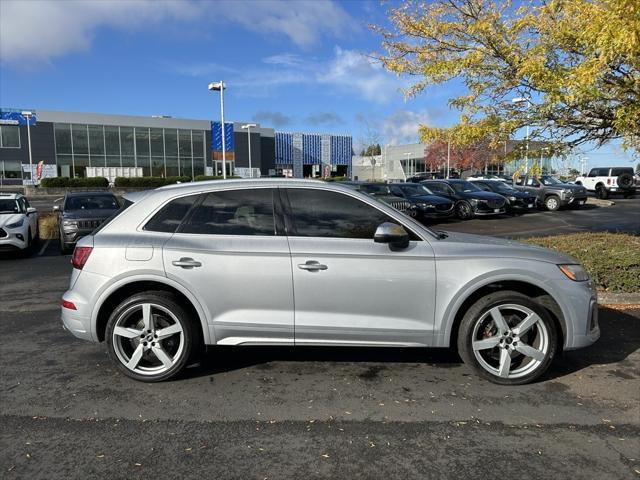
[144, 195, 198, 233]
[180, 189, 276, 236]
[286, 188, 411, 240]
[450, 181, 482, 193]
[424, 182, 454, 195]
[0, 125, 20, 148]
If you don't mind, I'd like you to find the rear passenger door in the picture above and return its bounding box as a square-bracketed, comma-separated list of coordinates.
[160, 188, 294, 345]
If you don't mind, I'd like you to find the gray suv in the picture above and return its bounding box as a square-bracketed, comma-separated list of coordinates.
[55, 192, 120, 254]
[514, 175, 588, 211]
[61, 179, 599, 385]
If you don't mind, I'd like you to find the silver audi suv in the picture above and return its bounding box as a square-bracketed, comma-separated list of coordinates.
[61, 179, 599, 385]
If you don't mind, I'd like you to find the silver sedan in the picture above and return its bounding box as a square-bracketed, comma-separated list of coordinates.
[61, 179, 599, 385]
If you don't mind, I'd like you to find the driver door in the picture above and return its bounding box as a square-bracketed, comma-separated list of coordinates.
[282, 187, 437, 347]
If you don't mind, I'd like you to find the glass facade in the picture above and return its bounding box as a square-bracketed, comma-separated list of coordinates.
[0, 125, 21, 148]
[53, 123, 207, 178]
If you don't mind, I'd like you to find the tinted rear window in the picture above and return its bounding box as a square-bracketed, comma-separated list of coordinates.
[144, 195, 198, 233]
[611, 168, 633, 176]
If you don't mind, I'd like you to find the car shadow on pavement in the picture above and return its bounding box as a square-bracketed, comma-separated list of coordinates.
[180, 306, 640, 383]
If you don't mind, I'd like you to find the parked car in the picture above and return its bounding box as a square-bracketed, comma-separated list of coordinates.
[0, 192, 38, 254]
[61, 179, 599, 385]
[421, 179, 506, 219]
[574, 167, 636, 199]
[471, 180, 538, 212]
[514, 175, 588, 211]
[342, 182, 411, 212]
[55, 191, 120, 254]
[388, 182, 455, 221]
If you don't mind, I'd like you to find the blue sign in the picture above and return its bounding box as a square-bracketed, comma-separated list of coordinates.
[0, 108, 37, 126]
[211, 121, 234, 151]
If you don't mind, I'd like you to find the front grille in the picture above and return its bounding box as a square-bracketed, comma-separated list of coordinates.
[77, 219, 102, 230]
[483, 198, 504, 209]
[389, 201, 410, 212]
[0, 228, 6, 238]
[435, 203, 453, 212]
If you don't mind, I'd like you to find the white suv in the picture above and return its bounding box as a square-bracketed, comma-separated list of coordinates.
[0, 193, 39, 254]
[575, 167, 636, 199]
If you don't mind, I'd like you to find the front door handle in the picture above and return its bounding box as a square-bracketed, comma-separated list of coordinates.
[172, 257, 202, 269]
[297, 260, 328, 271]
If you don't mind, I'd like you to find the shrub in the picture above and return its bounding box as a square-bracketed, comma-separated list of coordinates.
[525, 233, 640, 293]
[194, 175, 241, 182]
[40, 177, 109, 188]
[323, 176, 350, 182]
[113, 176, 191, 188]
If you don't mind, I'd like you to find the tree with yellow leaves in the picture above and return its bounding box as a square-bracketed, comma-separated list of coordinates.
[374, 0, 640, 154]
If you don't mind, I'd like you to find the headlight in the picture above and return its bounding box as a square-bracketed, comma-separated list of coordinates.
[470, 198, 479, 205]
[558, 264, 590, 282]
[5, 218, 24, 229]
[417, 203, 434, 209]
[62, 219, 78, 227]
[508, 196, 517, 201]
[563, 189, 573, 194]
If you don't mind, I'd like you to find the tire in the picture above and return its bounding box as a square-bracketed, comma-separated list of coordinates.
[456, 201, 474, 220]
[617, 172, 633, 189]
[544, 195, 561, 211]
[105, 291, 198, 382]
[457, 290, 558, 385]
[595, 185, 609, 199]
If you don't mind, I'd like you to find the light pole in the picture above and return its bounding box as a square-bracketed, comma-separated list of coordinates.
[241, 123, 257, 178]
[21, 111, 34, 184]
[208, 81, 227, 179]
[446, 138, 451, 179]
[512, 97, 532, 175]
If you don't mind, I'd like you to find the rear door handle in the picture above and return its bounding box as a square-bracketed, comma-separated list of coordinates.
[297, 260, 328, 271]
[172, 257, 202, 269]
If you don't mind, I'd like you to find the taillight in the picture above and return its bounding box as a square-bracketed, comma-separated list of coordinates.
[61, 299, 77, 310]
[71, 246, 93, 270]
[607, 178, 611, 185]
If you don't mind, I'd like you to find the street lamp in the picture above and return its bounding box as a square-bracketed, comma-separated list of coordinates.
[512, 97, 533, 175]
[208, 81, 227, 179]
[241, 123, 257, 178]
[21, 111, 34, 183]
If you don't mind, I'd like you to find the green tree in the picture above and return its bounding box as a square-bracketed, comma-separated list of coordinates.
[375, 0, 640, 154]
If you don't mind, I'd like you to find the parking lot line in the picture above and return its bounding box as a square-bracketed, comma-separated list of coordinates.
[38, 239, 50, 256]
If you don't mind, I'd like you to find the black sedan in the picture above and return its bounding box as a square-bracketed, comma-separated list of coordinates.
[471, 180, 537, 212]
[388, 183, 455, 221]
[421, 179, 506, 219]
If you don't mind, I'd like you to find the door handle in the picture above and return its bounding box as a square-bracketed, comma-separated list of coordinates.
[172, 257, 202, 269]
[297, 260, 328, 271]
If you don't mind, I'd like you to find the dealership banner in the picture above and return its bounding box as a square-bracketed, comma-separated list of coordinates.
[0, 108, 37, 126]
[211, 121, 234, 152]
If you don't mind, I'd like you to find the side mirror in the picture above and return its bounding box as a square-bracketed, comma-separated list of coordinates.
[53, 205, 60, 212]
[27, 207, 37, 215]
[374, 222, 410, 250]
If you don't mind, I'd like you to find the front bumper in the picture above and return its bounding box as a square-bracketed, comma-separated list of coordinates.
[416, 206, 455, 219]
[560, 194, 588, 206]
[473, 205, 506, 216]
[507, 198, 537, 210]
[61, 228, 94, 245]
[0, 228, 28, 251]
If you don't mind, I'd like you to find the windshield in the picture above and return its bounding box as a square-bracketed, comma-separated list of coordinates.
[360, 184, 392, 195]
[400, 184, 434, 195]
[540, 176, 563, 186]
[490, 182, 517, 193]
[424, 182, 455, 195]
[65, 195, 119, 211]
[450, 181, 482, 193]
[0, 199, 21, 214]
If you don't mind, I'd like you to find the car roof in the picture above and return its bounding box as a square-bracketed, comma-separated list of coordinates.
[0, 192, 22, 199]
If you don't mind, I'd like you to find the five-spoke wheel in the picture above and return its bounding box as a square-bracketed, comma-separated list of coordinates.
[458, 291, 557, 385]
[106, 292, 197, 382]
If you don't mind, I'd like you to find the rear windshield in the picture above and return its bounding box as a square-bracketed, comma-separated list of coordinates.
[65, 195, 119, 211]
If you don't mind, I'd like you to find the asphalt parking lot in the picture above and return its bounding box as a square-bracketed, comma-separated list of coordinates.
[1, 197, 639, 479]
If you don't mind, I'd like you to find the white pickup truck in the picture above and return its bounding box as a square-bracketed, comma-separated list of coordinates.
[575, 167, 636, 199]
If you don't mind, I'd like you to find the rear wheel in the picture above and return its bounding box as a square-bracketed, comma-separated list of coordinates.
[457, 291, 558, 385]
[595, 185, 609, 199]
[105, 292, 198, 382]
[544, 195, 560, 211]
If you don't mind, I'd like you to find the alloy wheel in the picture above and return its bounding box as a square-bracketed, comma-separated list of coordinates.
[471, 304, 550, 380]
[112, 303, 185, 376]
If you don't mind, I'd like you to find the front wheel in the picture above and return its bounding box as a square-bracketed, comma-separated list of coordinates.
[105, 292, 198, 382]
[457, 291, 558, 385]
[456, 201, 474, 220]
[544, 195, 561, 211]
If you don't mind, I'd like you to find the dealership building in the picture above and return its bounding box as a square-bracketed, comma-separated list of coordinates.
[0, 108, 353, 184]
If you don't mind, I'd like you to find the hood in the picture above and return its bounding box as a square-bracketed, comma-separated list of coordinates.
[62, 209, 119, 220]
[0, 213, 24, 228]
[547, 182, 586, 193]
[407, 194, 453, 205]
[431, 231, 578, 264]
[503, 190, 535, 198]
[459, 190, 505, 201]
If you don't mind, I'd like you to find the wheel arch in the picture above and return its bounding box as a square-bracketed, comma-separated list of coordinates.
[93, 276, 211, 344]
[446, 279, 566, 352]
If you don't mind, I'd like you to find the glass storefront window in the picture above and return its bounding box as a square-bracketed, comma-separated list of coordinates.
[152, 157, 164, 177]
[178, 130, 192, 158]
[192, 131, 204, 158]
[55, 124, 72, 154]
[72, 124, 88, 154]
[120, 127, 134, 157]
[136, 128, 150, 157]
[0, 125, 21, 148]
[193, 159, 204, 178]
[150, 128, 164, 157]
[122, 156, 136, 167]
[57, 154, 72, 177]
[105, 126, 120, 156]
[88, 125, 104, 155]
[1, 160, 22, 178]
[165, 157, 179, 177]
[74, 155, 89, 178]
[90, 155, 106, 167]
[164, 130, 178, 158]
[106, 156, 121, 168]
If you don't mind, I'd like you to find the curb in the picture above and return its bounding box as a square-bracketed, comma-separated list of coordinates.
[586, 197, 615, 207]
[598, 292, 640, 306]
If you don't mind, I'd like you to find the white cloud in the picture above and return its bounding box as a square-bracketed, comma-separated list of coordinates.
[0, 0, 199, 66]
[382, 110, 433, 145]
[262, 53, 304, 67]
[0, 0, 354, 66]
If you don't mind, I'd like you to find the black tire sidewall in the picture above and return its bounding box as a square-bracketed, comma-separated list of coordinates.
[105, 292, 196, 382]
[457, 290, 558, 385]
[456, 201, 473, 219]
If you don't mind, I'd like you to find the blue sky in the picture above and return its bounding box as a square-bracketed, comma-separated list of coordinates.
[0, 0, 636, 169]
